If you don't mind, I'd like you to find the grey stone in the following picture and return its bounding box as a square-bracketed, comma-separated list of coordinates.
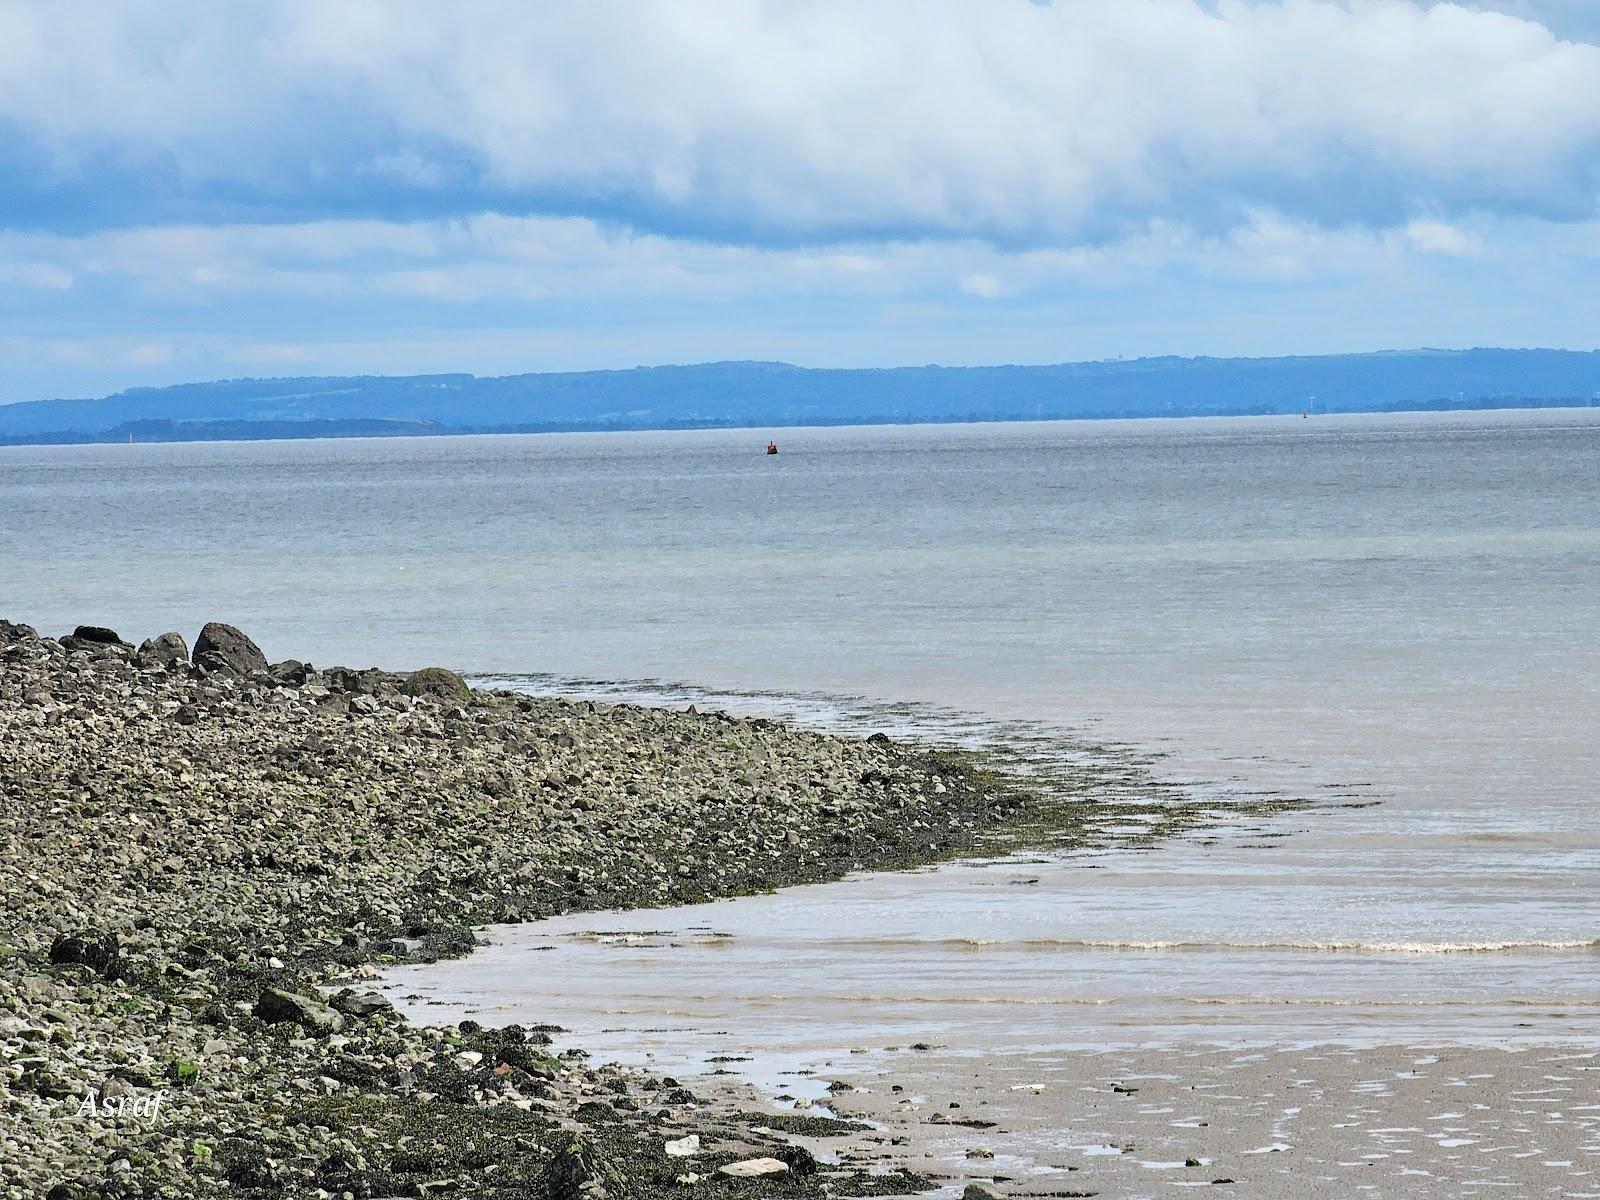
[718, 1157, 789, 1178]
[0, 619, 39, 644]
[137, 632, 189, 668]
[329, 989, 393, 1018]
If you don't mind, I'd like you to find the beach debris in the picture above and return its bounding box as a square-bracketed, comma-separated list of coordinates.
[665, 1134, 701, 1157]
[718, 1157, 790, 1178]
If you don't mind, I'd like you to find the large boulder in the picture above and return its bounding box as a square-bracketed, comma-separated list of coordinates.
[137, 632, 189, 669]
[192, 622, 268, 676]
[253, 988, 345, 1035]
[401, 667, 470, 701]
[70, 625, 125, 645]
[60, 625, 131, 654]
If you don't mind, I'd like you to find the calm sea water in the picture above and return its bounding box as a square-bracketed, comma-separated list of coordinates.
[5, 410, 1598, 1055]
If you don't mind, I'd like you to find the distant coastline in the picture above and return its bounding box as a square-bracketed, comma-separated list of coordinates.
[3, 348, 1599, 447]
[3, 395, 1600, 448]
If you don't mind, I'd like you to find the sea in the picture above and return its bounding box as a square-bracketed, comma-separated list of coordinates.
[4, 409, 1597, 1070]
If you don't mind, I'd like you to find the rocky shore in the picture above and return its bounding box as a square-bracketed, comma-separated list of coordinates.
[0, 618, 1046, 1199]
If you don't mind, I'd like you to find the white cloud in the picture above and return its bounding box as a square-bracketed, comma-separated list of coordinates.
[0, 208, 1509, 313]
[1404, 218, 1485, 256]
[960, 273, 1006, 299]
[0, 1, 1597, 246]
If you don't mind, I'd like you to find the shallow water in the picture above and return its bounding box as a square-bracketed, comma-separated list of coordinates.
[5, 409, 1598, 1062]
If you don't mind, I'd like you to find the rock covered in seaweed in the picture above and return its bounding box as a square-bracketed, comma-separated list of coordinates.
[402, 665, 470, 701]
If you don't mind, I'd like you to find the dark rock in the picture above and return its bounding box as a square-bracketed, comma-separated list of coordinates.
[0, 619, 38, 644]
[401, 666, 470, 701]
[48, 931, 122, 980]
[193, 622, 268, 676]
[776, 1145, 819, 1176]
[253, 988, 345, 1034]
[867, 732, 893, 745]
[70, 625, 126, 645]
[137, 632, 189, 668]
[173, 704, 200, 726]
[267, 658, 311, 686]
[322, 665, 395, 695]
[328, 988, 393, 1018]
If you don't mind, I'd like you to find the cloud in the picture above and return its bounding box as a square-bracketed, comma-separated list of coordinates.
[1403, 218, 1485, 256]
[0, 1, 1597, 246]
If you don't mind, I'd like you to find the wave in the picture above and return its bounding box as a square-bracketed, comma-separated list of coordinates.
[836, 935, 1600, 955]
[657, 992, 1600, 1009]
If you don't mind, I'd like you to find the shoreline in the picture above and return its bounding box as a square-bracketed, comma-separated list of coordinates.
[0, 617, 1084, 1199]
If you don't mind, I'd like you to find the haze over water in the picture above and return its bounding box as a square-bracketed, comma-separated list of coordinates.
[5, 408, 1598, 1053]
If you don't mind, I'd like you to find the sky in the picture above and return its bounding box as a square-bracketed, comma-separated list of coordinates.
[1, 0, 1598, 404]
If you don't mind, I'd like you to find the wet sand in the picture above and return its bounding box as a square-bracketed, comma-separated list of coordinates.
[704, 1042, 1600, 1197]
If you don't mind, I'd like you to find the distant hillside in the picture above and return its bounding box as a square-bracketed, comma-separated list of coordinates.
[2, 349, 1598, 444]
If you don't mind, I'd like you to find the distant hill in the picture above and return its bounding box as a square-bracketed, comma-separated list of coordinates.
[2, 349, 1598, 445]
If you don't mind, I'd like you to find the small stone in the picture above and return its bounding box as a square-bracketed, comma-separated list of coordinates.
[664, 1134, 700, 1157]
